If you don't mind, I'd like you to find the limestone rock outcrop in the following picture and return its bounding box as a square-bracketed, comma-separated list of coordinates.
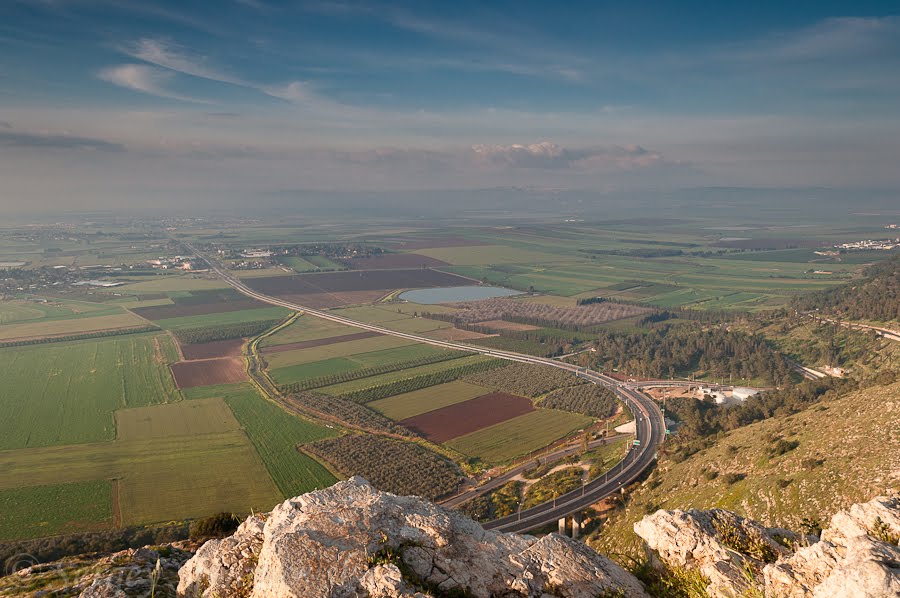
[634, 495, 900, 598]
[177, 476, 648, 598]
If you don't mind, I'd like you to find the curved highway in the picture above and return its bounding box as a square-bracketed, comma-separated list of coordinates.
[186, 244, 665, 532]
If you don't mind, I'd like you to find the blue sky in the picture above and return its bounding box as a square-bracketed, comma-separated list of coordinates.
[1, 1, 899, 211]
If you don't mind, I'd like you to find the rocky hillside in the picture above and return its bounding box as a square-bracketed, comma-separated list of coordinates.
[2, 478, 898, 596]
[595, 381, 900, 556]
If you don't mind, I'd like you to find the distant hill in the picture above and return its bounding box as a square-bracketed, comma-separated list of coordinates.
[793, 254, 900, 322]
[594, 381, 900, 555]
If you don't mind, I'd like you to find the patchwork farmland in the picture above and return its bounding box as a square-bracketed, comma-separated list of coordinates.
[399, 392, 536, 443]
[244, 268, 473, 308]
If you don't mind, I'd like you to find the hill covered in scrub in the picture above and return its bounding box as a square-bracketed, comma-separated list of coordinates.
[792, 254, 900, 322]
[593, 381, 900, 557]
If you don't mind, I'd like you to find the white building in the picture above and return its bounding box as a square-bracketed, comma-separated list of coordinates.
[732, 387, 760, 401]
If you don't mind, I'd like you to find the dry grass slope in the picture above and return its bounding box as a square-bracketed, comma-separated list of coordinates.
[596, 381, 900, 555]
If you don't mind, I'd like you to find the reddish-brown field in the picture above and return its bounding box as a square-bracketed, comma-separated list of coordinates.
[261, 330, 382, 353]
[131, 299, 265, 320]
[180, 338, 245, 360]
[399, 392, 535, 443]
[170, 357, 247, 388]
[340, 253, 449, 270]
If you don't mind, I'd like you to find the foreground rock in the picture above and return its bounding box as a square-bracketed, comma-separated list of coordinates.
[0, 545, 192, 597]
[178, 476, 648, 598]
[634, 495, 900, 597]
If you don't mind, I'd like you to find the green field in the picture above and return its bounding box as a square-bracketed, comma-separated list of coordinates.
[0, 335, 180, 449]
[0, 311, 149, 341]
[0, 480, 113, 541]
[103, 276, 231, 294]
[0, 397, 283, 533]
[262, 315, 362, 347]
[154, 306, 291, 330]
[265, 335, 423, 369]
[0, 298, 122, 325]
[222, 384, 338, 495]
[317, 354, 487, 396]
[368, 380, 490, 420]
[277, 255, 319, 272]
[446, 409, 592, 463]
[269, 343, 452, 387]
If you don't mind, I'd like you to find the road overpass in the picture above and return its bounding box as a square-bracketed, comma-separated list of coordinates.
[184, 243, 665, 532]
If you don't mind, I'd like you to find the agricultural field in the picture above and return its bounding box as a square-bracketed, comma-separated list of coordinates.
[221, 384, 338, 496]
[170, 357, 247, 388]
[0, 334, 180, 449]
[306, 434, 461, 500]
[299, 353, 477, 395]
[0, 397, 283, 537]
[399, 392, 535, 443]
[267, 340, 452, 388]
[436, 297, 650, 327]
[368, 380, 489, 420]
[265, 334, 418, 369]
[340, 253, 449, 269]
[261, 330, 382, 353]
[276, 255, 319, 272]
[464, 362, 586, 398]
[244, 268, 471, 308]
[446, 409, 592, 464]
[0, 311, 149, 341]
[261, 314, 364, 347]
[180, 337, 244, 360]
[540, 385, 620, 418]
[153, 306, 290, 330]
[0, 480, 113, 541]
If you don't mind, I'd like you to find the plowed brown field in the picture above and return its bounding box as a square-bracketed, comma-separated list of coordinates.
[170, 357, 247, 388]
[399, 392, 534, 443]
[180, 338, 245, 360]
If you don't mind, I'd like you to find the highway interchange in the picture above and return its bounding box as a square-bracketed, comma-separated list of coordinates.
[186, 243, 666, 533]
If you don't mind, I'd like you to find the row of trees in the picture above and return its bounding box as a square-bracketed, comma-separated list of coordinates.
[306, 435, 461, 500]
[277, 351, 463, 394]
[541, 385, 619, 418]
[172, 319, 282, 344]
[340, 359, 507, 404]
[464, 362, 585, 398]
[0, 325, 159, 349]
[288, 392, 412, 436]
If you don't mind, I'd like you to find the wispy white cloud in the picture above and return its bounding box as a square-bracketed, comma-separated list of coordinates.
[0, 127, 124, 151]
[470, 142, 663, 170]
[97, 64, 211, 103]
[124, 38, 246, 85]
[749, 16, 900, 62]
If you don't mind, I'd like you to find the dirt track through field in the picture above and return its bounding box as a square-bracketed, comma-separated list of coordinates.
[400, 392, 535, 443]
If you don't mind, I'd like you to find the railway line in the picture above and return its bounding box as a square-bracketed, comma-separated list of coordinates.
[186, 243, 665, 532]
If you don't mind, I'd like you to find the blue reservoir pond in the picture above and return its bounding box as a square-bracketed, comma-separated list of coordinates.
[399, 285, 522, 304]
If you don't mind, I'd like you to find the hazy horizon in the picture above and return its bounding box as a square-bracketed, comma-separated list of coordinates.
[2, 1, 899, 214]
